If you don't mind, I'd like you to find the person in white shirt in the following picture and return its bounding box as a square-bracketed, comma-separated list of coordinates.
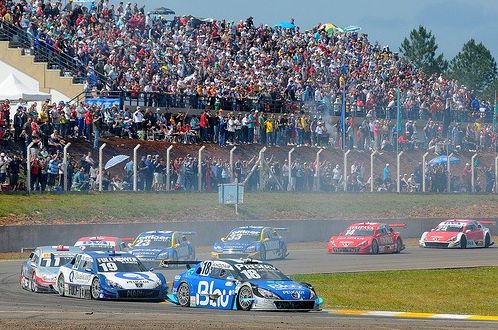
[133, 107, 144, 131]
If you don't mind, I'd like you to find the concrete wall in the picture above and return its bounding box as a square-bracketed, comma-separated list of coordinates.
[0, 218, 454, 252]
[0, 41, 84, 98]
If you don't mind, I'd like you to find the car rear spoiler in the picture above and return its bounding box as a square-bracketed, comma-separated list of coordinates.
[177, 231, 197, 235]
[160, 260, 201, 268]
[479, 221, 496, 225]
[389, 224, 407, 228]
[273, 228, 288, 231]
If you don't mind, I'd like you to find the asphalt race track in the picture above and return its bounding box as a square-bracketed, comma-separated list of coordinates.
[1, 245, 497, 329]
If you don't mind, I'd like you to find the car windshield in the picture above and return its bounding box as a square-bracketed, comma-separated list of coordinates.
[134, 234, 172, 248]
[436, 224, 464, 232]
[225, 230, 260, 242]
[96, 256, 147, 272]
[40, 255, 74, 268]
[343, 227, 375, 236]
[233, 263, 290, 281]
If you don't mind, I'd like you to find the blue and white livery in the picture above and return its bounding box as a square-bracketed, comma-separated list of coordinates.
[55, 251, 167, 301]
[130, 231, 195, 268]
[211, 226, 288, 260]
[167, 259, 322, 311]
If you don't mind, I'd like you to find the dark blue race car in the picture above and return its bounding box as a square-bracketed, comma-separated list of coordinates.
[130, 231, 195, 268]
[167, 259, 322, 311]
[211, 226, 288, 260]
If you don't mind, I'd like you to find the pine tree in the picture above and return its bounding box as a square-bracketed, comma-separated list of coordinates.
[449, 39, 497, 98]
[400, 26, 448, 75]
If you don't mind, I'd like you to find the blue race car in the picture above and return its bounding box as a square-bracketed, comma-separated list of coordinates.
[55, 251, 168, 301]
[130, 231, 195, 268]
[211, 226, 288, 260]
[167, 259, 322, 311]
[20, 245, 81, 293]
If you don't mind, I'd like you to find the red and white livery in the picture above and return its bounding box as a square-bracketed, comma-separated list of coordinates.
[74, 236, 134, 252]
[420, 219, 495, 249]
[327, 222, 406, 254]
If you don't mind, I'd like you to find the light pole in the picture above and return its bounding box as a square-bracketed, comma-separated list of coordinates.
[447, 153, 453, 193]
[230, 146, 237, 182]
[471, 153, 477, 193]
[315, 149, 323, 191]
[397, 151, 404, 193]
[98, 143, 106, 191]
[26, 141, 35, 193]
[370, 150, 378, 192]
[198, 146, 205, 192]
[343, 150, 351, 192]
[133, 144, 141, 191]
[422, 152, 429, 193]
[288, 148, 295, 191]
[166, 145, 173, 191]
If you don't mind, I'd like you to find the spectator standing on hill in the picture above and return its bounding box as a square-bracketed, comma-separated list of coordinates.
[383, 163, 391, 185]
[8, 155, 21, 190]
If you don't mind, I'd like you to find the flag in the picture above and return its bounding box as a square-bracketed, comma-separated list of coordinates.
[396, 88, 402, 136]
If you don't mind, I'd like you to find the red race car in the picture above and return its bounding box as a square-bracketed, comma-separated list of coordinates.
[327, 222, 406, 254]
[419, 219, 495, 249]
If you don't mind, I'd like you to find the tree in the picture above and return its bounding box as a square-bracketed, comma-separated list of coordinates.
[449, 39, 497, 99]
[400, 26, 448, 76]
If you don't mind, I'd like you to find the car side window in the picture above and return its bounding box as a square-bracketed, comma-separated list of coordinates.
[211, 267, 232, 279]
[72, 255, 81, 269]
[80, 259, 93, 271]
[32, 253, 39, 265]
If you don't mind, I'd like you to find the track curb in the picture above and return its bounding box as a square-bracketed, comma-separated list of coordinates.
[326, 309, 498, 321]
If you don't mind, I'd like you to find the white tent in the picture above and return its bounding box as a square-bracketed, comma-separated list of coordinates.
[0, 73, 51, 102]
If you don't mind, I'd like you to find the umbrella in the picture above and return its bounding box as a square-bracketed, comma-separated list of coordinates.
[428, 155, 460, 166]
[343, 25, 362, 33]
[150, 7, 175, 16]
[105, 155, 130, 170]
[275, 22, 295, 29]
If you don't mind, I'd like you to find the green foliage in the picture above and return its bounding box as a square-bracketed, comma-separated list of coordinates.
[449, 39, 497, 100]
[400, 25, 448, 75]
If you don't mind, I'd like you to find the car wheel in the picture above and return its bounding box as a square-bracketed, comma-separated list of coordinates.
[395, 238, 403, 253]
[460, 235, 467, 249]
[280, 244, 288, 260]
[371, 239, 379, 254]
[189, 248, 195, 260]
[91, 277, 101, 300]
[177, 282, 190, 307]
[30, 272, 37, 292]
[237, 285, 253, 311]
[57, 274, 65, 297]
[259, 246, 266, 261]
[484, 234, 491, 248]
[19, 269, 25, 289]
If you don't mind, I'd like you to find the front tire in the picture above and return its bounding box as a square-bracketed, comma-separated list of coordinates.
[279, 244, 288, 259]
[259, 246, 266, 261]
[371, 239, 379, 254]
[30, 272, 37, 292]
[395, 238, 403, 253]
[460, 235, 467, 249]
[237, 285, 253, 311]
[57, 274, 65, 296]
[484, 234, 491, 248]
[91, 277, 101, 300]
[177, 282, 190, 307]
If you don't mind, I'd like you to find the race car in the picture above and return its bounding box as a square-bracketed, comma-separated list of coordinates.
[166, 258, 323, 311]
[129, 231, 195, 267]
[74, 236, 134, 252]
[55, 251, 168, 300]
[20, 245, 80, 293]
[211, 226, 288, 260]
[420, 219, 495, 248]
[327, 222, 406, 254]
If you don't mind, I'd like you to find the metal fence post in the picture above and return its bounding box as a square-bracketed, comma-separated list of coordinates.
[133, 144, 141, 191]
[471, 153, 477, 193]
[230, 146, 237, 182]
[397, 151, 404, 193]
[198, 146, 205, 192]
[63, 142, 71, 192]
[26, 141, 35, 193]
[259, 147, 267, 191]
[343, 150, 351, 192]
[166, 145, 173, 191]
[314, 149, 323, 191]
[370, 150, 377, 192]
[422, 152, 429, 193]
[447, 153, 453, 193]
[495, 155, 498, 194]
[288, 148, 295, 191]
[98, 143, 106, 192]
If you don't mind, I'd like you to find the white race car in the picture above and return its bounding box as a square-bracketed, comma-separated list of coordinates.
[55, 251, 168, 300]
[420, 219, 495, 249]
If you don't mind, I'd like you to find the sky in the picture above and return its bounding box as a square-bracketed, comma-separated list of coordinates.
[130, 0, 498, 61]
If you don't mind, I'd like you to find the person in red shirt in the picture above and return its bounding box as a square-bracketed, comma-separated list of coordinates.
[84, 108, 93, 140]
[199, 111, 210, 142]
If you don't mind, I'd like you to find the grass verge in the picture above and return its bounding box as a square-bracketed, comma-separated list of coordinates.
[1, 193, 498, 225]
[293, 267, 498, 315]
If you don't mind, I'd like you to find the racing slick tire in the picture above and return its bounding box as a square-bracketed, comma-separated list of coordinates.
[236, 285, 253, 311]
[395, 238, 403, 254]
[279, 244, 288, 260]
[30, 272, 37, 292]
[91, 277, 101, 300]
[57, 274, 65, 297]
[177, 282, 191, 307]
[485, 234, 491, 248]
[460, 235, 467, 249]
[259, 246, 266, 261]
[19, 269, 25, 290]
[371, 239, 379, 254]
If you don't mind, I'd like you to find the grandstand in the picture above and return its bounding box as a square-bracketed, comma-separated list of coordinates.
[0, 0, 496, 194]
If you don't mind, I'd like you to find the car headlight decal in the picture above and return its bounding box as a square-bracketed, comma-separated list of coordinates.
[256, 287, 280, 299]
[245, 245, 256, 253]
